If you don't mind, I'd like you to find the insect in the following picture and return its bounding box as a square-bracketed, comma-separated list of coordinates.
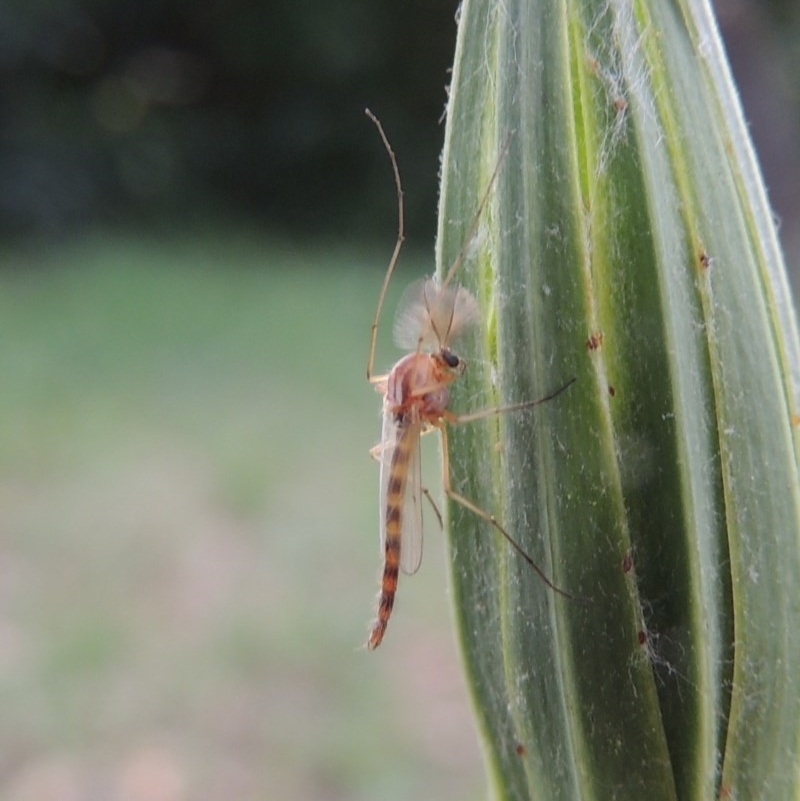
[364, 110, 574, 649]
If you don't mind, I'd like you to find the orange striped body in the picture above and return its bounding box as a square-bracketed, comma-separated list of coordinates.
[368, 420, 416, 649]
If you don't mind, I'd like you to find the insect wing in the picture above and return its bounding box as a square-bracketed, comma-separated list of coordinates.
[400, 424, 424, 575]
[378, 408, 424, 576]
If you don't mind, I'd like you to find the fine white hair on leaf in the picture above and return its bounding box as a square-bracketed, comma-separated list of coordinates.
[393, 277, 480, 351]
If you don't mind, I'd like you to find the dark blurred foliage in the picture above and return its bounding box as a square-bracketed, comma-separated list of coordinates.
[0, 0, 457, 242]
[0, 0, 798, 258]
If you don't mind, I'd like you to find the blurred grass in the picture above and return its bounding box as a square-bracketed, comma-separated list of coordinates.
[0, 231, 485, 801]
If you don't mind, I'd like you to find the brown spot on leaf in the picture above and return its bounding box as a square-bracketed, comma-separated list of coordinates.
[586, 332, 604, 350]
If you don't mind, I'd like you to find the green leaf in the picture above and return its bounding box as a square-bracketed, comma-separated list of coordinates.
[436, 1, 800, 799]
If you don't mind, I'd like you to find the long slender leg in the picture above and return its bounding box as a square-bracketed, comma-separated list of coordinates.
[440, 133, 513, 291]
[365, 116, 513, 380]
[449, 377, 576, 425]
[438, 424, 575, 600]
[369, 372, 389, 388]
[365, 109, 404, 382]
[421, 487, 443, 529]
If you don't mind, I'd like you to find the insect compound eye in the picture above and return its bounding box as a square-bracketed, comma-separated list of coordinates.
[441, 349, 460, 369]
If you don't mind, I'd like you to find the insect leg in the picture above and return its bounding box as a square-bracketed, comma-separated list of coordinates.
[448, 377, 576, 425]
[440, 132, 513, 291]
[365, 109, 405, 382]
[438, 424, 575, 600]
[421, 487, 443, 529]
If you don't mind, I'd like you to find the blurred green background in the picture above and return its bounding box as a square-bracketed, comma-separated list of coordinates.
[0, 2, 797, 799]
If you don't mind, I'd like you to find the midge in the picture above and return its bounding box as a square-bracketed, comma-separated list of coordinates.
[364, 109, 574, 650]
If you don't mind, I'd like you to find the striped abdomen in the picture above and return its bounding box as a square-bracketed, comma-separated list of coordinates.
[368, 421, 414, 649]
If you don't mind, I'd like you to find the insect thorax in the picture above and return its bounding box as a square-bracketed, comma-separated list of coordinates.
[386, 351, 455, 420]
